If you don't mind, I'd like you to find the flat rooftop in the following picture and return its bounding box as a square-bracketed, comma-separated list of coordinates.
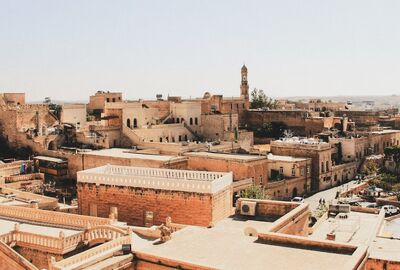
[272, 137, 330, 146]
[310, 211, 381, 246]
[369, 237, 400, 262]
[83, 148, 185, 162]
[370, 129, 400, 135]
[78, 165, 232, 194]
[185, 151, 267, 162]
[267, 153, 308, 162]
[0, 218, 81, 237]
[136, 216, 354, 270]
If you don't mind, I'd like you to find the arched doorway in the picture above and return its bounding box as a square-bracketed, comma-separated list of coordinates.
[126, 118, 131, 128]
[292, 187, 298, 198]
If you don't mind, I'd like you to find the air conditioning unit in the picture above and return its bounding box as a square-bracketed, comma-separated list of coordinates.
[240, 201, 257, 216]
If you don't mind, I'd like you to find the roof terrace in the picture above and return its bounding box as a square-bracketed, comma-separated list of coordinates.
[78, 165, 233, 194]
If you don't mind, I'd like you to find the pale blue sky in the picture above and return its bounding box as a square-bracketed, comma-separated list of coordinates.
[1, 0, 399, 102]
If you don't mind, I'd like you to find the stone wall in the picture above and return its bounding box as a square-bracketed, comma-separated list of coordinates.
[77, 183, 232, 227]
[14, 247, 62, 270]
[245, 110, 325, 137]
[186, 155, 268, 185]
[365, 258, 400, 270]
[271, 142, 332, 192]
[68, 153, 188, 179]
[0, 241, 38, 270]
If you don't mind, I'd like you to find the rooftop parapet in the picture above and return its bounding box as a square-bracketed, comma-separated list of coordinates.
[78, 165, 233, 194]
[271, 137, 331, 150]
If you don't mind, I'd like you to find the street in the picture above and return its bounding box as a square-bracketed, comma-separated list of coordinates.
[305, 180, 362, 211]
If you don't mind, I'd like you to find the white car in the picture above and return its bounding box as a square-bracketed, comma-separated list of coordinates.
[291, 197, 305, 203]
[382, 205, 400, 216]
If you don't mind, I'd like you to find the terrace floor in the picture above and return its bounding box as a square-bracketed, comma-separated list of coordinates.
[136, 216, 355, 270]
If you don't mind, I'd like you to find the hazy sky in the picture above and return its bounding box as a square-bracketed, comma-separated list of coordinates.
[1, 0, 400, 102]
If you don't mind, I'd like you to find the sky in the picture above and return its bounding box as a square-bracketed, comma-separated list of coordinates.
[1, 0, 400, 102]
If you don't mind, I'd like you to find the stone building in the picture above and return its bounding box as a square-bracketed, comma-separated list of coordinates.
[77, 165, 233, 227]
[0, 102, 61, 151]
[271, 138, 333, 192]
[87, 91, 122, 115]
[365, 129, 400, 155]
[60, 104, 87, 130]
[0, 204, 134, 270]
[185, 152, 269, 186]
[0, 93, 25, 105]
[265, 154, 312, 199]
[68, 148, 188, 178]
[245, 109, 326, 138]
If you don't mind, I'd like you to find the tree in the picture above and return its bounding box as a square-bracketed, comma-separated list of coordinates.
[252, 122, 288, 139]
[250, 88, 277, 109]
[384, 145, 400, 170]
[363, 159, 379, 176]
[240, 185, 267, 200]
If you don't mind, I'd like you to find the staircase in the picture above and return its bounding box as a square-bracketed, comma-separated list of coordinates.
[183, 122, 203, 141]
[160, 113, 173, 124]
[122, 125, 142, 146]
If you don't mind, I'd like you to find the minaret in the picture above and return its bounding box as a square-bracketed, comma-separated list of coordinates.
[240, 64, 249, 100]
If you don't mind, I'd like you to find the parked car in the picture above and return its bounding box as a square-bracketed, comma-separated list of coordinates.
[382, 205, 400, 216]
[291, 197, 305, 203]
[365, 203, 378, 209]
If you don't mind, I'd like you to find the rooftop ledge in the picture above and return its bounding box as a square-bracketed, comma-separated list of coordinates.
[77, 165, 233, 194]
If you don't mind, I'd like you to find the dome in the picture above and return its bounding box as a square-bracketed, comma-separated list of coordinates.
[203, 92, 211, 99]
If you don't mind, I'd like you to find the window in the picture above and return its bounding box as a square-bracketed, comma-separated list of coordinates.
[178, 135, 182, 141]
[307, 166, 310, 174]
[236, 104, 239, 110]
[279, 167, 283, 175]
[326, 161, 329, 172]
[184, 134, 188, 141]
[321, 162, 325, 173]
[291, 166, 295, 177]
[133, 118, 138, 128]
[195, 117, 198, 125]
[176, 118, 180, 123]
[106, 98, 110, 102]
[242, 104, 245, 109]
[300, 167, 305, 176]
[190, 118, 193, 125]
[112, 98, 116, 102]
[126, 118, 131, 128]
[159, 137, 162, 142]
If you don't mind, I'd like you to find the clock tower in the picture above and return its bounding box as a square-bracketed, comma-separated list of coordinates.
[240, 64, 249, 100]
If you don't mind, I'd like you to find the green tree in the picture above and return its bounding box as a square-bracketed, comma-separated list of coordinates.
[364, 159, 379, 176]
[250, 88, 277, 109]
[240, 185, 267, 200]
[384, 145, 400, 170]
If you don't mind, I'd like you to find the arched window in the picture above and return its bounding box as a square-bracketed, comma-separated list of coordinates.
[133, 118, 138, 128]
[195, 117, 198, 125]
[176, 118, 180, 123]
[190, 118, 193, 125]
[126, 119, 131, 128]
